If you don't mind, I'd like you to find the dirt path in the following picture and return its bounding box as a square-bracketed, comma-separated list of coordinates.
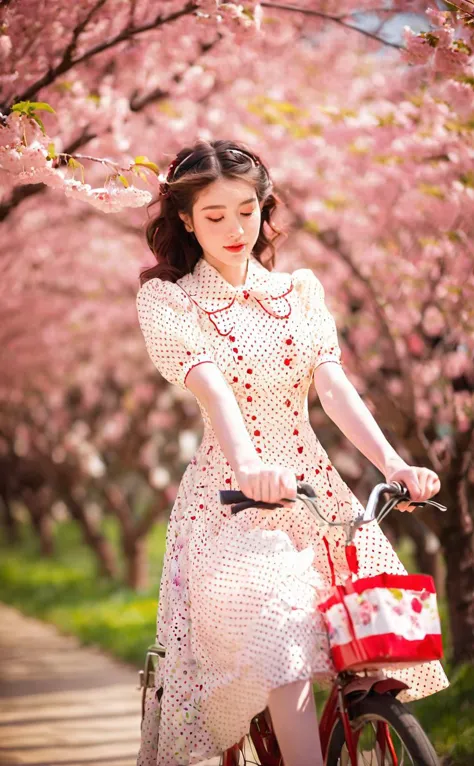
[0, 603, 220, 766]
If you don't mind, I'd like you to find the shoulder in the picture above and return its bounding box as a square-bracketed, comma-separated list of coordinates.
[136, 277, 194, 316]
[290, 267, 325, 301]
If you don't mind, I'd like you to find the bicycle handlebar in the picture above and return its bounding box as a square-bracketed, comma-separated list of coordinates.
[219, 480, 447, 542]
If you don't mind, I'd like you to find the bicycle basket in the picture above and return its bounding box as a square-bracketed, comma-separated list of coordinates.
[318, 572, 443, 672]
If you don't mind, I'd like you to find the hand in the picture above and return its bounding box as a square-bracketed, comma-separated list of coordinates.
[384, 459, 441, 512]
[234, 459, 297, 511]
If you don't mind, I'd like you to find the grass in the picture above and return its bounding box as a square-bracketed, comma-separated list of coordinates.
[0, 519, 473, 763]
[0, 517, 166, 666]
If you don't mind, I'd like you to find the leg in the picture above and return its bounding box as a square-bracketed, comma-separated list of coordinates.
[267, 679, 323, 766]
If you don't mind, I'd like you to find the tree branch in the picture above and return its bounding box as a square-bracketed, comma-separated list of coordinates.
[260, 2, 404, 49]
[5, 0, 201, 111]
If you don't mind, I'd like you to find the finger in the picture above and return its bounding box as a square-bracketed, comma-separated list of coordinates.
[397, 498, 417, 512]
[261, 470, 271, 504]
[427, 474, 441, 497]
[424, 477, 436, 499]
[419, 472, 437, 500]
[421, 470, 434, 499]
[253, 471, 263, 504]
[415, 472, 427, 500]
[406, 474, 422, 501]
[281, 477, 296, 502]
[397, 501, 410, 512]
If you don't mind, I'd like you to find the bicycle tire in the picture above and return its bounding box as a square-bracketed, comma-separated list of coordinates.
[325, 694, 439, 765]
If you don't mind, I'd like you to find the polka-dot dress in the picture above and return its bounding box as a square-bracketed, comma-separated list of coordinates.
[135, 254, 449, 766]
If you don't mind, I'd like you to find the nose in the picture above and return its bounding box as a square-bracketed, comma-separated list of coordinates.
[228, 222, 245, 239]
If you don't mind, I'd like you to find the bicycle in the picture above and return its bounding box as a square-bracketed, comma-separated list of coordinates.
[138, 480, 447, 765]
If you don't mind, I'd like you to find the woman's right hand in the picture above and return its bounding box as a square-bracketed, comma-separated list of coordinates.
[234, 459, 297, 511]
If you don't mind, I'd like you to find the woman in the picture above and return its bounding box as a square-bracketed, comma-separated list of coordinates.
[136, 138, 448, 766]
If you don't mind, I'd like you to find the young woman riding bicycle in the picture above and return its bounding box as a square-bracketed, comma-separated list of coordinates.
[135, 138, 448, 766]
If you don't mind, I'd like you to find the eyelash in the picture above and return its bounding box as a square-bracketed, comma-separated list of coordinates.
[207, 213, 253, 223]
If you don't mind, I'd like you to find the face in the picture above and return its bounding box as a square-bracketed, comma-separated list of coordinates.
[179, 177, 264, 271]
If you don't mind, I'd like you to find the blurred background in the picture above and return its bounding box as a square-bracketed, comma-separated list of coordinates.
[1, 1, 473, 763]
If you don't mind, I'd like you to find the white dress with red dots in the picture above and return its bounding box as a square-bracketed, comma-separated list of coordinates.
[135, 254, 449, 766]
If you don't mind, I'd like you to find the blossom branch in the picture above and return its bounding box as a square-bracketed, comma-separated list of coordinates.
[6, 0, 201, 110]
[260, 2, 404, 49]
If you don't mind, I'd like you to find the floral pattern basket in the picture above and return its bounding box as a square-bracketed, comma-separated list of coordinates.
[318, 572, 443, 672]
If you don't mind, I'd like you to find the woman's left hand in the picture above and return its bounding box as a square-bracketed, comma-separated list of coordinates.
[384, 461, 441, 512]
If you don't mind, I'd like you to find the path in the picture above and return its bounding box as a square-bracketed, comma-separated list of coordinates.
[0, 603, 221, 766]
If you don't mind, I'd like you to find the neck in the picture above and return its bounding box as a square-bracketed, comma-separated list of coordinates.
[203, 253, 250, 288]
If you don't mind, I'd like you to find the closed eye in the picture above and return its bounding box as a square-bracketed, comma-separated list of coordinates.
[208, 213, 253, 223]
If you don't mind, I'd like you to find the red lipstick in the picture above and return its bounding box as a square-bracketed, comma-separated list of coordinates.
[224, 244, 245, 252]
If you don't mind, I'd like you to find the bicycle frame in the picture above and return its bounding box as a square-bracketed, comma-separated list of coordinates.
[140, 481, 446, 765]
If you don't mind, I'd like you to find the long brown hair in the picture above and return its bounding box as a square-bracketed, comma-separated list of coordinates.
[139, 138, 287, 287]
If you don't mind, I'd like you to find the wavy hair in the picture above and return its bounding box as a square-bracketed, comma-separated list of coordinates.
[139, 138, 288, 287]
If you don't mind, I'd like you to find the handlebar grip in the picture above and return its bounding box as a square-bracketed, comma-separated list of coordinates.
[219, 480, 318, 516]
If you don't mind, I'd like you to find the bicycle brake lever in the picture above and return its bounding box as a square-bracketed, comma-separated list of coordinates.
[405, 499, 448, 512]
[389, 482, 447, 512]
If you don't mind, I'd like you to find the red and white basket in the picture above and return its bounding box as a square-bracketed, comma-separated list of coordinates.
[318, 543, 443, 672]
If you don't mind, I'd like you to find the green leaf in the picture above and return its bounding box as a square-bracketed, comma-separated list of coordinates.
[453, 39, 472, 55]
[131, 166, 148, 182]
[418, 183, 445, 199]
[67, 157, 85, 183]
[11, 100, 56, 115]
[133, 156, 159, 173]
[303, 219, 320, 235]
[117, 174, 129, 188]
[458, 75, 474, 88]
[29, 101, 56, 114]
[31, 114, 46, 135]
[421, 32, 440, 48]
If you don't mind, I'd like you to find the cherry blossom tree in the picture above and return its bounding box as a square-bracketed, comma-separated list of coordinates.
[1, 0, 473, 656]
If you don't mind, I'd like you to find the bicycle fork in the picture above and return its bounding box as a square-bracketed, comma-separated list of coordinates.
[337, 685, 358, 766]
[336, 685, 399, 766]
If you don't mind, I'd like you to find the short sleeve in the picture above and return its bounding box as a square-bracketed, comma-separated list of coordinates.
[136, 278, 216, 391]
[292, 268, 342, 369]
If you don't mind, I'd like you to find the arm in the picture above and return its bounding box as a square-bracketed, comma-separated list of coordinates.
[312, 361, 407, 479]
[185, 362, 261, 473]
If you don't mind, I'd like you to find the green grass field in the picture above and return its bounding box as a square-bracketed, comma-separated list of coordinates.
[0, 518, 472, 764]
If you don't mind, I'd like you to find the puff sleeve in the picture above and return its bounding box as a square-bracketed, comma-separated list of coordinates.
[136, 278, 216, 391]
[293, 268, 343, 369]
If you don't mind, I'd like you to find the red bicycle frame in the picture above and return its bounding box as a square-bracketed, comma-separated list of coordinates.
[221, 673, 408, 765]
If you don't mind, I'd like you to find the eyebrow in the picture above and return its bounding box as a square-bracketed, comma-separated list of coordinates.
[200, 197, 256, 211]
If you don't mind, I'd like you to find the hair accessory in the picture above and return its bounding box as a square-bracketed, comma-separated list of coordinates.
[159, 154, 192, 198]
[159, 148, 262, 199]
[228, 148, 261, 167]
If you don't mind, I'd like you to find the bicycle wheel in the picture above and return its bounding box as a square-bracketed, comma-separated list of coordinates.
[326, 695, 439, 765]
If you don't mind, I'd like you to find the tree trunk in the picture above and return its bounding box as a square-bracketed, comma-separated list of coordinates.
[404, 514, 445, 598]
[34, 512, 54, 557]
[68, 498, 119, 579]
[123, 535, 149, 591]
[59, 489, 119, 578]
[22, 488, 54, 557]
[442, 475, 474, 664]
[0, 491, 20, 544]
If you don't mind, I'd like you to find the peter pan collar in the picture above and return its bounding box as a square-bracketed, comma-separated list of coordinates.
[177, 254, 294, 336]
